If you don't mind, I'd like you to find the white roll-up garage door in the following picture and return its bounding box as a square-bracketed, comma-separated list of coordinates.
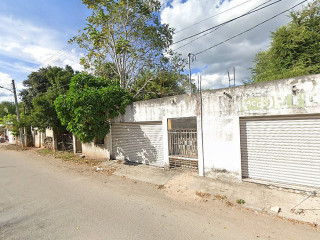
[240, 116, 320, 188]
[111, 123, 164, 167]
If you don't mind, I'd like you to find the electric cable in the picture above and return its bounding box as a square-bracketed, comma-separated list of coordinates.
[173, 0, 284, 45]
[175, 0, 256, 34]
[195, 0, 307, 56]
[173, 0, 279, 50]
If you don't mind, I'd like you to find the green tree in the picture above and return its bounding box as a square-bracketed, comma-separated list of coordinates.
[132, 69, 193, 100]
[0, 102, 16, 118]
[20, 65, 75, 133]
[55, 73, 131, 143]
[0, 114, 20, 136]
[71, 0, 174, 89]
[251, 1, 320, 83]
[20, 67, 51, 112]
[31, 66, 75, 133]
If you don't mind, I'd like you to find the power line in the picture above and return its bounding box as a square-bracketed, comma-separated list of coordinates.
[7, 44, 76, 88]
[173, 0, 276, 51]
[173, 0, 278, 50]
[18, 82, 72, 98]
[38, 45, 72, 66]
[173, 0, 284, 45]
[174, 0, 256, 34]
[0, 85, 13, 92]
[195, 0, 307, 56]
[41, 46, 77, 67]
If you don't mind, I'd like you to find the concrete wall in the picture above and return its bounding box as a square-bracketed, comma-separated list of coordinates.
[33, 128, 41, 148]
[201, 74, 320, 179]
[116, 94, 197, 122]
[81, 134, 111, 159]
[83, 94, 197, 161]
[45, 129, 54, 138]
[31, 128, 49, 148]
[6, 129, 16, 144]
[84, 74, 320, 180]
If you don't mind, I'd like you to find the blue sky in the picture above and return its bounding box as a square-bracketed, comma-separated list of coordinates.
[0, 0, 91, 101]
[0, 0, 310, 102]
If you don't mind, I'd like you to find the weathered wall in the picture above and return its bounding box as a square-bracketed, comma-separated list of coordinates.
[201, 74, 320, 178]
[112, 94, 198, 169]
[85, 74, 320, 180]
[33, 128, 41, 148]
[115, 94, 197, 122]
[82, 134, 111, 159]
[45, 129, 54, 138]
[6, 129, 16, 144]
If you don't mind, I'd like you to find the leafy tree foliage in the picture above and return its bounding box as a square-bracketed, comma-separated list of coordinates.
[20, 67, 52, 112]
[251, 1, 320, 83]
[0, 114, 20, 136]
[71, 0, 175, 90]
[20, 65, 75, 133]
[55, 73, 131, 143]
[93, 56, 191, 100]
[0, 102, 16, 118]
[132, 69, 193, 100]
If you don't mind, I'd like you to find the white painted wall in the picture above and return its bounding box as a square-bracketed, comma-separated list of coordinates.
[82, 134, 111, 159]
[85, 74, 320, 180]
[7, 129, 15, 144]
[200, 74, 320, 179]
[116, 94, 197, 122]
[45, 128, 54, 138]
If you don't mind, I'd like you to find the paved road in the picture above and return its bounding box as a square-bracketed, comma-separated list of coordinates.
[0, 149, 319, 240]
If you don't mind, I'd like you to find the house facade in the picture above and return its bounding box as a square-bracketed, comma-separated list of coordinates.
[79, 74, 320, 189]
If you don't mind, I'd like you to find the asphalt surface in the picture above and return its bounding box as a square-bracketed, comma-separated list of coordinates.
[0, 148, 319, 240]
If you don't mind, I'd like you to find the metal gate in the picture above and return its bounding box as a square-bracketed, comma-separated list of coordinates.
[57, 133, 73, 151]
[75, 135, 82, 153]
[240, 116, 320, 188]
[168, 129, 198, 169]
[111, 123, 164, 167]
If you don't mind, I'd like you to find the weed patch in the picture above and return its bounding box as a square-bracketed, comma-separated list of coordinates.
[236, 199, 245, 205]
[196, 191, 211, 198]
[214, 194, 227, 200]
[37, 149, 53, 155]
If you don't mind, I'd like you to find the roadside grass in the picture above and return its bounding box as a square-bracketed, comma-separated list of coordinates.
[37, 149, 53, 155]
[214, 194, 227, 200]
[196, 191, 211, 198]
[36, 149, 102, 166]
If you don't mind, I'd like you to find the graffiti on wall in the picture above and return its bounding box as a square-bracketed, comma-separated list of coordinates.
[241, 93, 318, 112]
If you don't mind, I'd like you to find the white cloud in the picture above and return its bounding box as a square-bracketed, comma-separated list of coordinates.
[0, 71, 27, 103]
[0, 72, 13, 102]
[161, 0, 310, 90]
[0, 15, 84, 76]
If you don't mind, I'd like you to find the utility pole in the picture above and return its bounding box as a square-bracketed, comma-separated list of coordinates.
[227, 68, 231, 87]
[233, 66, 236, 86]
[12, 79, 24, 148]
[188, 53, 196, 94]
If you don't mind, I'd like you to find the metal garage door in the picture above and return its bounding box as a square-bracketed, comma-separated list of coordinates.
[111, 123, 164, 167]
[240, 116, 320, 188]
